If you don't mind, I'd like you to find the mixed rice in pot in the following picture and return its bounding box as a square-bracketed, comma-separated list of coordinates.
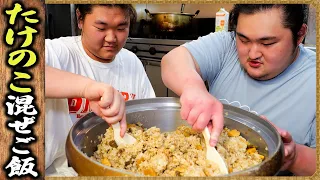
[91, 123, 265, 176]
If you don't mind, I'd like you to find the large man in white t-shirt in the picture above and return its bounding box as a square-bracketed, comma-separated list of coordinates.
[45, 4, 155, 175]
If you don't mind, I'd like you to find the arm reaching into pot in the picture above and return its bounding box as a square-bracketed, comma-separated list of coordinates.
[45, 65, 127, 136]
[161, 46, 224, 147]
[260, 115, 316, 175]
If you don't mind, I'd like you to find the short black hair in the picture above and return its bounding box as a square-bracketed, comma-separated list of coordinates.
[74, 4, 137, 34]
[229, 4, 309, 44]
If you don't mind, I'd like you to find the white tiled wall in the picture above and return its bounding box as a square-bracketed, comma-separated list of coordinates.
[305, 4, 316, 47]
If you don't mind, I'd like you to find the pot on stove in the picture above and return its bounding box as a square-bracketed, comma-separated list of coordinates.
[145, 4, 200, 33]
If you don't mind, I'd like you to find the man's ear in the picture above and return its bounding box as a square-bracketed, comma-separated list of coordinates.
[297, 23, 308, 45]
[76, 9, 83, 30]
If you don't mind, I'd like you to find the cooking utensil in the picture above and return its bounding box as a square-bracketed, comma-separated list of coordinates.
[145, 8, 200, 32]
[202, 127, 229, 175]
[111, 122, 136, 146]
[66, 97, 283, 176]
[180, 4, 185, 13]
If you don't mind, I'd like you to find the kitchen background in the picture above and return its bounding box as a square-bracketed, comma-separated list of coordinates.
[45, 4, 317, 97]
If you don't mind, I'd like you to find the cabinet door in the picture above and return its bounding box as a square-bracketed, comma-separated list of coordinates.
[143, 60, 168, 97]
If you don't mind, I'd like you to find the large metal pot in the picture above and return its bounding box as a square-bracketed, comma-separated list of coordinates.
[66, 97, 284, 176]
[145, 5, 199, 32]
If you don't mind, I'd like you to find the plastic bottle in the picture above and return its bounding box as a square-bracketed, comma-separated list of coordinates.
[215, 8, 229, 32]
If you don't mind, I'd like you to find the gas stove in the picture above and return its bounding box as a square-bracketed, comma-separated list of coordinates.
[124, 37, 202, 98]
[124, 38, 191, 61]
[124, 37, 195, 98]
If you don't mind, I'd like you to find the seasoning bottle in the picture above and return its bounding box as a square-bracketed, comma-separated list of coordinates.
[215, 7, 229, 32]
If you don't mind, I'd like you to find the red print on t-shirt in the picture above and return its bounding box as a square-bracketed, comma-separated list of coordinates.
[68, 91, 136, 119]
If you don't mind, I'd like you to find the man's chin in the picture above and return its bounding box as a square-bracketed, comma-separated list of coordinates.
[245, 69, 269, 81]
[96, 49, 121, 62]
[100, 53, 116, 61]
[248, 73, 273, 81]
[93, 55, 115, 63]
[241, 63, 272, 80]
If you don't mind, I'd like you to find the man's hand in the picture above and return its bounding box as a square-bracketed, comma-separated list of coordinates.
[180, 83, 224, 147]
[83, 81, 127, 137]
[278, 130, 297, 171]
[260, 116, 297, 171]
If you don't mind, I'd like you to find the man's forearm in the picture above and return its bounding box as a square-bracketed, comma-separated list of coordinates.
[161, 46, 206, 95]
[289, 144, 316, 175]
[45, 65, 93, 98]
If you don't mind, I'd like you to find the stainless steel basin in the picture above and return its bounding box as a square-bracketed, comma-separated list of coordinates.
[66, 97, 284, 176]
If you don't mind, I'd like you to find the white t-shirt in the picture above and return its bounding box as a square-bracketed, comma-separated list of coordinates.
[45, 36, 155, 175]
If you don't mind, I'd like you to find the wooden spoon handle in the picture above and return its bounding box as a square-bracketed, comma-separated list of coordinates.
[202, 127, 229, 174]
[112, 122, 136, 146]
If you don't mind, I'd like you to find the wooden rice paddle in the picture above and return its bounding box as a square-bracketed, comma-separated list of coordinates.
[202, 127, 229, 175]
[112, 122, 136, 146]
